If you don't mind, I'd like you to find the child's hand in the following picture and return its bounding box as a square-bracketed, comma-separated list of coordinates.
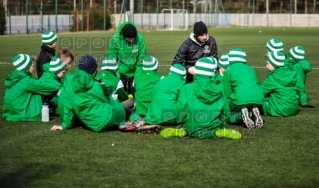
[219, 68, 224, 76]
[188, 66, 195, 75]
[51, 125, 62, 130]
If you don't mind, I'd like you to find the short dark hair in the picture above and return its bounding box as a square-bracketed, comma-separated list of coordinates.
[57, 49, 74, 63]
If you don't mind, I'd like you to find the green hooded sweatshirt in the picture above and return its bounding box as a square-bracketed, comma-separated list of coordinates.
[39, 63, 62, 112]
[224, 62, 264, 109]
[61, 69, 126, 132]
[96, 70, 128, 102]
[57, 72, 74, 122]
[292, 59, 312, 106]
[108, 22, 146, 79]
[145, 74, 186, 125]
[133, 70, 162, 116]
[177, 76, 229, 138]
[262, 67, 299, 117]
[3, 70, 60, 122]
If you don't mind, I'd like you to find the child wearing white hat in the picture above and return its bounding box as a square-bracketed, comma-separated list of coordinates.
[160, 57, 241, 139]
[144, 64, 187, 126]
[36, 31, 58, 78]
[288, 46, 314, 108]
[96, 56, 129, 103]
[39, 57, 68, 113]
[223, 48, 264, 129]
[132, 56, 163, 116]
[3, 54, 60, 121]
[262, 51, 299, 117]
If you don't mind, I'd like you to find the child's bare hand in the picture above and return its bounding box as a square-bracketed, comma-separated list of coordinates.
[51, 125, 62, 130]
[219, 69, 224, 76]
[188, 66, 195, 75]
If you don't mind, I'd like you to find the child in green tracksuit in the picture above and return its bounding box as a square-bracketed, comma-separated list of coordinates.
[96, 56, 128, 103]
[265, 38, 293, 70]
[39, 57, 68, 112]
[223, 48, 264, 129]
[288, 46, 314, 108]
[262, 51, 299, 117]
[3, 54, 59, 122]
[132, 56, 163, 116]
[144, 64, 186, 125]
[51, 55, 144, 132]
[160, 57, 241, 139]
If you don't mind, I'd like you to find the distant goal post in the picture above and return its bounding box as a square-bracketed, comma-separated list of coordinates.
[156, 9, 189, 31]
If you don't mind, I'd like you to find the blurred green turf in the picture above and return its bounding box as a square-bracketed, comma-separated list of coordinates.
[0, 28, 319, 187]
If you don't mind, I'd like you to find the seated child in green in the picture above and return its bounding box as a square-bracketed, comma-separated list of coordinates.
[39, 57, 68, 112]
[223, 48, 264, 129]
[3, 54, 59, 122]
[288, 46, 314, 108]
[160, 57, 241, 139]
[132, 56, 163, 116]
[96, 56, 129, 103]
[51, 55, 144, 132]
[145, 64, 186, 125]
[262, 51, 299, 117]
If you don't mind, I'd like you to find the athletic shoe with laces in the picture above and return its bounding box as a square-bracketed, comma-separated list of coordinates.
[215, 128, 242, 139]
[252, 107, 263, 128]
[241, 108, 254, 129]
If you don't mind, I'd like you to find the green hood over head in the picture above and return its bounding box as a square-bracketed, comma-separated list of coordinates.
[72, 69, 98, 93]
[193, 76, 222, 104]
[271, 67, 297, 87]
[4, 70, 30, 88]
[118, 21, 138, 37]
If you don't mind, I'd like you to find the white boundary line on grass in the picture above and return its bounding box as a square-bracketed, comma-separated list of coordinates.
[1, 62, 319, 69]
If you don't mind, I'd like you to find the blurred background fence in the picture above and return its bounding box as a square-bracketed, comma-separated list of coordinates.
[1, 0, 319, 35]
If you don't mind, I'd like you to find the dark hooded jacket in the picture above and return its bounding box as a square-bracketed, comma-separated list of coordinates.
[172, 33, 218, 82]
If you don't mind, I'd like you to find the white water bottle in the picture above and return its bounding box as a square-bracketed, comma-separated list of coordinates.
[42, 101, 49, 122]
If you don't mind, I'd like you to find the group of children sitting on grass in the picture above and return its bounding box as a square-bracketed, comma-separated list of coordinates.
[2, 31, 313, 140]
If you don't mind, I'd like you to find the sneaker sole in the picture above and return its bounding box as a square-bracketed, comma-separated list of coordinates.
[215, 129, 242, 139]
[252, 108, 263, 128]
[136, 125, 164, 134]
[160, 128, 187, 138]
[241, 108, 254, 129]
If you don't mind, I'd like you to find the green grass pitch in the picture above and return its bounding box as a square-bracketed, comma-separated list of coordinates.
[0, 28, 319, 187]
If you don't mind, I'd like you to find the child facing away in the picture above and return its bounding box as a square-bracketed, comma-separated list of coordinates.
[51, 55, 144, 132]
[288, 46, 314, 108]
[160, 57, 241, 139]
[262, 51, 299, 117]
[36, 31, 58, 78]
[265, 38, 293, 70]
[39, 57, 68, 112]
[3, 54, 60, 122]
[144, 64, 187, 125]
[132, 56, 163, 116]
[223, 48, 264, 129]
[95, 56, 129, 103]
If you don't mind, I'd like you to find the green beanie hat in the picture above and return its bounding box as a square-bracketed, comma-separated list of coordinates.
[288, 46, 305, 61]
[265, 38, 284, 52]
[142, 56, 158, 71]
[169, 64, 186, 77]
[194, 57, 218, 77]
[42, 31, 58, 45]
[12, 54, 33, 71]
[101, 56, 118, 70]
[228, 48, 246, 64]
[218, 52, 230, 68]
[49, 57, 67, 74]
[266, 51, 285, 69]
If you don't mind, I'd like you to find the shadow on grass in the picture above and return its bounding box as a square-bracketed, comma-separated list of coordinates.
[0, 163, 62, 187]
